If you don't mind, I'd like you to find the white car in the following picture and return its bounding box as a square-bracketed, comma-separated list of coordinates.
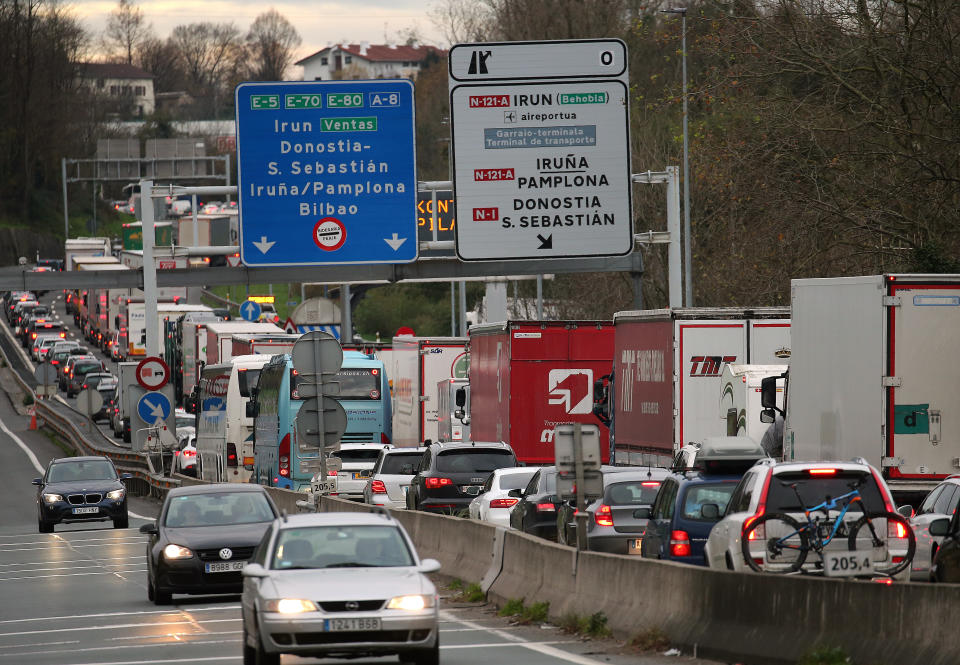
[363, 447, 426, 509]
[174, 429, 197, 476]
[468, 467, 538, 528]
[704, 459, 915, 578]
[240, 511, 440, 665]
[331, 443, 391, 501]
[908, 476, 960, 580]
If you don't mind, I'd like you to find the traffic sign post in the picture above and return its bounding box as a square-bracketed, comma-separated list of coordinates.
[235, 80, 419, 266]
[554, 423, 603, 552]
[75, 389, 103, 418]
[239, 299, 262, 322]
[448, 40, 633, 261]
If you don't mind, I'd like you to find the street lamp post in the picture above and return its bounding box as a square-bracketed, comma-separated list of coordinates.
[662, 7, 693, 307]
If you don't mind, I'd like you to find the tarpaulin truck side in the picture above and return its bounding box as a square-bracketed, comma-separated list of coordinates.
[469, 321, 614, 465]
[783, 275, 960, 501]
[609, 308, 790, 466]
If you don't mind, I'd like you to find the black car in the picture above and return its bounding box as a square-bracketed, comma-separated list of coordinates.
[34, 456, 131, 533]
[406, 442, 517, 514]
[929, 507, 960, 583]
[509, 466, 562, 540]
[139, 484, 279, 604]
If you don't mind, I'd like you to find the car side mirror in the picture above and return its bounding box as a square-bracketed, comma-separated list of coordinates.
[418, 558, 441, 574]
[701, 503, 720, 520]
[507, 489, 523, 498]
[139, 522, 158, 535]
[930, 518, 951, 537]
[760, 408, 776, 424]
[897, 504, 915, 519]
[32, 478, 42, 486]
[241, 563, 270, 578]
[633, 507, 652, 519]
[120, 473, 133, 481]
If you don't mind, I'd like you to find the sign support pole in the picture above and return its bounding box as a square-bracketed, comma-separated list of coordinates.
[574, 423, 588, 552]
[141, 180, 160, 357]
[312, 332, 327, 510]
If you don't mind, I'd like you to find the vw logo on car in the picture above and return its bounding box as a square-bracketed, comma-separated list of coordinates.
[219, 548, 233, 560]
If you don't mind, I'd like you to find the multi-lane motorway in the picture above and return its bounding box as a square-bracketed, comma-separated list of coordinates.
[0, 293, 720, 665]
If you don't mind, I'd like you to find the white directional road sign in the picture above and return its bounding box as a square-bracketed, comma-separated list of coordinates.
[235, 80, 419, 266]
[448, 39, 632, 261]
[138, 391, 172, 426]
[240, 300, 262, 322]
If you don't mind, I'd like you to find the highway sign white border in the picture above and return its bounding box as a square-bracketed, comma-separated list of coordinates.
[448, 38, 628, 82]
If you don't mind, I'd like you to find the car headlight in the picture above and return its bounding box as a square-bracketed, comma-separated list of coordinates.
[42, 493, 63, 504]
[262, 599, 318, 614]
[386, 595, 435, 611]
[163, 544, 194, 560]
[106, 489, 125, 500]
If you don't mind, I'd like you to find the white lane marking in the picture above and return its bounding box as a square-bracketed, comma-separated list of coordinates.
[0, 541, 145, 552]
[0, 562, 144, 574]
[0, 642, 241, 661]
[0, 535, 144, 545]
[442, 641, 578, 649]
[0, 415, 44, 474]
[0, 640, 79, 650]
[107, 630, 240, 642]
[0, 617, 238, 638]
[440, 625, 525, 632]
[0, 568, 147, 582]
[0, 606, 240, 625]
[0, 555, 143, 568]
[439, 610, 607, 665]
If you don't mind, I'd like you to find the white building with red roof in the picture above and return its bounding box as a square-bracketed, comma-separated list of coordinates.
[295, 42, 445, 81]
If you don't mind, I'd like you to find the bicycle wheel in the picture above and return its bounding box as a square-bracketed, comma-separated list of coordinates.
[741, 513, 809, 573]
[847, 512, 916, 577]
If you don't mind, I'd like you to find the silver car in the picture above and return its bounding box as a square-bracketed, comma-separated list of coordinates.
[332, 443, 391, 500]
[241, 511, 440, 665]
[362, 447, 426, 509]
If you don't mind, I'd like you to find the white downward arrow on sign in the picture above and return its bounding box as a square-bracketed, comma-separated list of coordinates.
[384, 233, 407, 251]
[253, 236, 276, 253]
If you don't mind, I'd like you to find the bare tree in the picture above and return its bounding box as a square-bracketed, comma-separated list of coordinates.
[245, 9, 301, 81]
[170, 22, 242, 117]
[136, 35, 185, 93]
[102, 0, 151, 65]
[428, 0, 493, 44]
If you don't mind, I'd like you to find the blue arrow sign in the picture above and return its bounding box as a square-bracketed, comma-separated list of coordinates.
[138, 392, 172, 426]
[240, 300, 262, 322]
[235, 80, 418, 266]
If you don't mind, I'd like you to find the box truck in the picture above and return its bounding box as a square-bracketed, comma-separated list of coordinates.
[599, 308, 791, 466]
[390, 336, 469, 446]
[165, 310, 225, 407]
[231, 333, 300, 357]
[718, 364, 787, 442]
[770, 275, 960, 503]
[469, 321, 614, 465]
[437, 378, 470, 442]
[202, 321, 285, 365]
[64, 237, 111, 271]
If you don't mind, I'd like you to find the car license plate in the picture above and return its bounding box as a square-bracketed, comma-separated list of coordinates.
[72, 507, 99, 515]
[462, 485, 482, 495]
[822, 551, 873, 577]
[628, 539, 643, 555]
[351, 472, 364, 480]
[204, 560, 247, 573]
[324, 617, 382, 632]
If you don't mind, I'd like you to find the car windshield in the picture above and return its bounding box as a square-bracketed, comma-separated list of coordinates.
[500, 470, 537, 491]
[681, 482, 737, 521]
[766, 471, 885, 514]
[604, 480, 662, 505]
[48, 460, 116, 482]
[332, 449, 382, 464]
[436, 449, 515, 474]
[380, 452, 422, 475]
[164, 492, 274, 527]
[270, 524, 414, 570]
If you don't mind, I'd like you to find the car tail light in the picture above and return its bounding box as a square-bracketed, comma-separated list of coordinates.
[31, 333, 37, 339]
[669, 530, 691, 557]
[641, 481, 661, 487]
[278, 434, 291, 477]
[889, 520, 908, 539]
[808, 468, 837, 475]
[327, 469, 338, 477]
[371, 480, 387, 494]
[381, 432, 391, 445]
[425, 477, 453, 489]
[183, 450, 195, 457]
[594, 504, 614, 526]
[743, 469, 774, 535]
[892, 556, 905, 564]
[536, 502, 556, 512]
[489, 498, 518, 509]
[227, 442, 238, 467]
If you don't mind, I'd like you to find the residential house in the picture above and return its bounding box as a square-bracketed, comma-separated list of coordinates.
[295, 42, 445, 81]
[76, 62, 156, 117]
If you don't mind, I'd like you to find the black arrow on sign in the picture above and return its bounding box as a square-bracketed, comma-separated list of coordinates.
[537, 234, 553, 249]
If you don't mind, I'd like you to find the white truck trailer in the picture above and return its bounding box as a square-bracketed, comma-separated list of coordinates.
[718, 364, 787, 442]
[771, 275, 960, 504]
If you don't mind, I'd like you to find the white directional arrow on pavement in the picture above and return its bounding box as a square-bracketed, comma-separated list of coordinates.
[384, 233, 407, 251]
[253, 236, 276, 253]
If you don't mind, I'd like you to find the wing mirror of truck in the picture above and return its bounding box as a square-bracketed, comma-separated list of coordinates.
[455, 387, 466, 408]
[760, 374, 785, 415]
[246, 400, 258, 419]
[238, 369, 250, 398]
[760, 408, 776, 424]
[929, 517, 951, 537]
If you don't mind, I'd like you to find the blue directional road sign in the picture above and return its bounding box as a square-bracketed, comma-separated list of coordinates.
[235, 80, 418, 267]
[240, 299, 261, 322]
[138, 392, 172, 426]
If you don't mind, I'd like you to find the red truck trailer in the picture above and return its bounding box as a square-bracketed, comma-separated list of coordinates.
[469, 321, 614, 465]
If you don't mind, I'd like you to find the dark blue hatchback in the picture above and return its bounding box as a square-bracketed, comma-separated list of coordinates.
[639, 472, 740, 565]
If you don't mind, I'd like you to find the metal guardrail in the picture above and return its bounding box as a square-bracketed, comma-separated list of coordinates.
[200, 288, 239, 310]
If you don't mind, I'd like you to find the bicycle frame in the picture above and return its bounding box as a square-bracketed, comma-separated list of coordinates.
[774, 485, 864, 553]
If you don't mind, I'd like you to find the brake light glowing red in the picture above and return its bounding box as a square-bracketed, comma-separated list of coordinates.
[371, 480, 387, 494]
[536, 502, 556, 512]
[425, 477, 453, 489]
[489, 498, 518, 509]
[808, 468, 837, 475]
[595, 504, 614, 526]
[889, 521, 908, 539]
[278, 434, 291, 477]
[669, 530, 691, 557]
[381, 432, 391, 445]
[641, 481, 661, 487]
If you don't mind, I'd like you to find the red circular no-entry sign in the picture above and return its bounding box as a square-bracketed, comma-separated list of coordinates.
[313, 217, 346, 251]
[136, 356, 170, 391]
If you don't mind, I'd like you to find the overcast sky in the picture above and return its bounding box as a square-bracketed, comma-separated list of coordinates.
[70, 0, 447, 66]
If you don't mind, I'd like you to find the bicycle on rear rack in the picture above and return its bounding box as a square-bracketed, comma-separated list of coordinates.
[740, 479, 915, 577]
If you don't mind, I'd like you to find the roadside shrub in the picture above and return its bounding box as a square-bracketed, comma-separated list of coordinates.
[798, 646, 852, 665]
[519, 601, 549, 624]
[447, 579, 464, 592]
[463, 583, 485, 602]
[630, 627, 670, 651]
[498, 598, 525, 617]
[583, 612, 612, 638]
[23, 393, 34, 406]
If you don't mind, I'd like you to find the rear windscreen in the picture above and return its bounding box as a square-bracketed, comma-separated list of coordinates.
[291, 368, 381, 400]
[765, 472, 885, 514]
[331, 449, 382, 464]
[75, 364, 102, 375]
[380, 453, 422, 475]
[680, 482, 737, 521]
[436, 450, 515, 474]
[604, 480, 662, 506]
[500, 471, 537, 491]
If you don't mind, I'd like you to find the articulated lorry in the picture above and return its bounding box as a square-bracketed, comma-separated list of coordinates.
[469, 321, 614, 465]
[764, 275, 960, 505]
[596, 308, 791, 467]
